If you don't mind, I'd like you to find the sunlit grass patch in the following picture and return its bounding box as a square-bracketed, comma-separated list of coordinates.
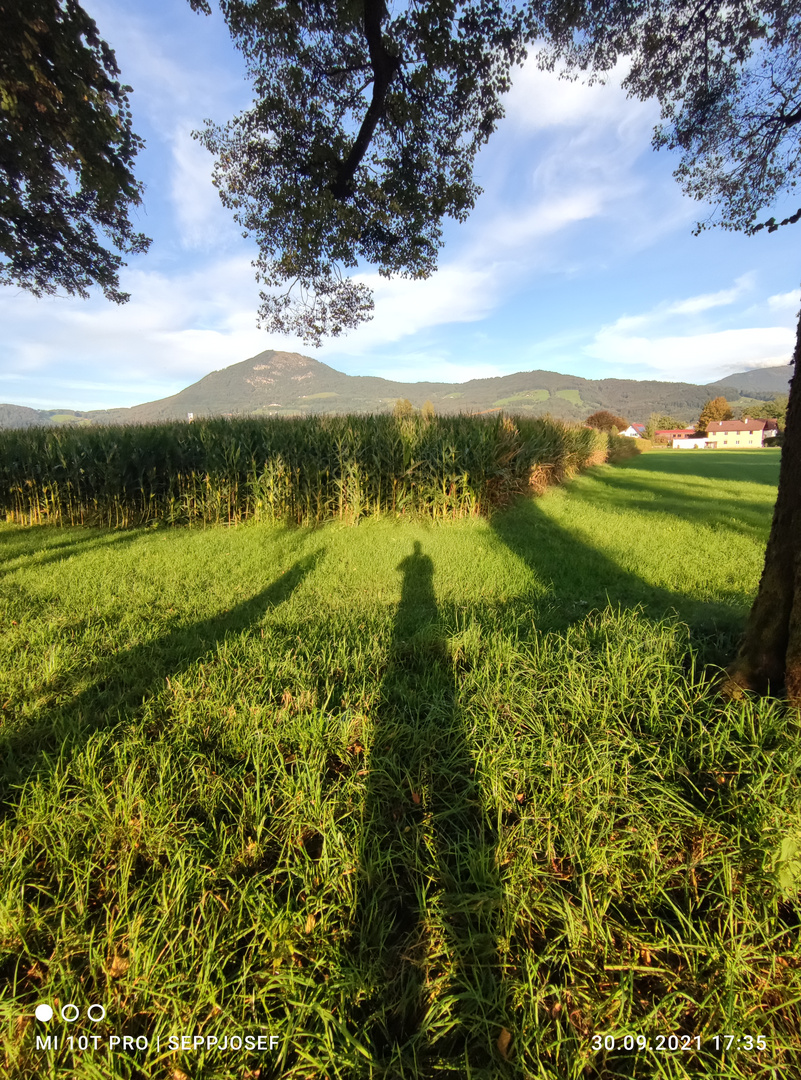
[0, 448, 797, 1079]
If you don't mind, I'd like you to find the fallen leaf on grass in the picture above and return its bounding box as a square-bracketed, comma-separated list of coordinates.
[411, 791, 421, 805]
[497, 1027, 512, 1059]
[107, 956, 129, 979]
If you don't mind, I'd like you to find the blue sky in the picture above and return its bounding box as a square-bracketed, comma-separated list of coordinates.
[2, 0, 799, 411]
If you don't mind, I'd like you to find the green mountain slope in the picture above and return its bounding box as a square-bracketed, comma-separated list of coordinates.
[1, 352, 793, 429]
[707, 365, 792, 397]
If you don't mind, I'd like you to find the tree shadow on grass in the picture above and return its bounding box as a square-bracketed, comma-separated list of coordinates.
[489, 497, 749, 647]
[0, 526, 146, 579]
[622, 449, 781, 486]
[0, 544, 325, 816]
[352, 541, 506, 1076]
[578, 469, 776, 542]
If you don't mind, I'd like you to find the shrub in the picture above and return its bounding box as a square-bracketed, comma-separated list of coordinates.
[585, 410, 628, 432]
[605, 433, 643, 463]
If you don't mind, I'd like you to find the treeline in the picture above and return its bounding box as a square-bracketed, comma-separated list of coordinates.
[0, 413, 610, 527]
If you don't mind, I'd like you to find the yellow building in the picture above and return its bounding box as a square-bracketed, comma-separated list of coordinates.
[703, 419, 779, 447]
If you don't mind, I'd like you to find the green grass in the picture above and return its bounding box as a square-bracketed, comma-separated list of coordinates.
[554, 389, 582, 405]
[492, 391, 551, 407]
[1, 450, 799, 1079]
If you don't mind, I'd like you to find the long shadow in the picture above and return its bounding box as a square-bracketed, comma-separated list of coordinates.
[0, 527, 145, 578]
[352, 541, 505, 1075]
[623, 449, 781, 486]
[0, 546, 325, 814]
[489, 497, 750, 638]
[573, 470, 776, 542]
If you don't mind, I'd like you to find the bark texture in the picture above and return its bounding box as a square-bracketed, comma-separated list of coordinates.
[724, 302, 801, 704]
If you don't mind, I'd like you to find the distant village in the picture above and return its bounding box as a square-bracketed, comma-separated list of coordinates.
[622, 418, 779, 448]
[588, 395, 784, 449]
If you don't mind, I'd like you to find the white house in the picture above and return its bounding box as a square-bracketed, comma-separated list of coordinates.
[672, 437, 710, 449]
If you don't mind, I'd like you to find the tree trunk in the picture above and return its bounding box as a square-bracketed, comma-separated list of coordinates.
[723, 301, 801, 704]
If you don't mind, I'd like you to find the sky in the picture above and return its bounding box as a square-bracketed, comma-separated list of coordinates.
[2, 0, 800, 411]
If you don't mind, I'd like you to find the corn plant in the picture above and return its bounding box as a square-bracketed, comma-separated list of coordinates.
[0, 414, 608, 527]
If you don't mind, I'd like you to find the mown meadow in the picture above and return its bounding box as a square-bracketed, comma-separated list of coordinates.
[1, 444, 799, 1079]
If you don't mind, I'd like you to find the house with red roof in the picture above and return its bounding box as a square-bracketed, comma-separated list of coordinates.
[654, 427, 696, 443]
[702, 418, 779, 448]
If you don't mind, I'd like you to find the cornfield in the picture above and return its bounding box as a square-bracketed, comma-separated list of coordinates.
[0, 413, 609, 527]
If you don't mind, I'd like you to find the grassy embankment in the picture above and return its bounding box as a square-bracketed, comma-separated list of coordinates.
[1, 448, 799, 1079]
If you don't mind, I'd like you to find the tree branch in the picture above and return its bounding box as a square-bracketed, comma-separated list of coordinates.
[329, 0, 400, 201]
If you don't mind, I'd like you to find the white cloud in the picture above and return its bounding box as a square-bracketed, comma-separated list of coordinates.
[170, 130, 232, 249]
[766, 289, 801, 313]
[329, 58, 679, 361]
[587, 326, 793, 381]
[664, 276, 755, 316]
[585, 283, 797, 381]
[0, 256, 286, 407]
[609, 276, 756, 334]
[461, 50, 690, 275]
[476, 192, 603, 255]
[86, 0, 247, 130]
[505, 55, 648, 132]
[316, 264, 499, 360]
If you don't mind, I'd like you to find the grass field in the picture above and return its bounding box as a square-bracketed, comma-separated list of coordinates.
[1, 449, 800, 1079]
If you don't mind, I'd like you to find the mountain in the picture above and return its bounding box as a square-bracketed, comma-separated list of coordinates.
[0, 352, 793, 429]
[707, 365, 793, 396]
[0, 404, 46, 429]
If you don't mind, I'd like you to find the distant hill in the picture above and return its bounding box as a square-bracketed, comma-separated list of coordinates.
[707, 365, 792, 397]
[0, 404, 45, 429]
[1, 352, 794, 429]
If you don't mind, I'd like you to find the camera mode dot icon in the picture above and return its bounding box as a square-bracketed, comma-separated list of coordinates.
[35, 1004, 53, 1022]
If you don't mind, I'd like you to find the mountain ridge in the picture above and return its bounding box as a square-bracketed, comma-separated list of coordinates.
[1, 350, 792, 429]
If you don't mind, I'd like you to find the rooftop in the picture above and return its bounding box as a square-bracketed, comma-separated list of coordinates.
[705, 419, 779, 432]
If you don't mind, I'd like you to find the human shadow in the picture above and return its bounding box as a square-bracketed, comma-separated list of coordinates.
[352, 541, 505, 1074]
[0, 547, 325, 815]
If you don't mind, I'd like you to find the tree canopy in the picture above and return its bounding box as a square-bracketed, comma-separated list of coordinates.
[192, 0, 800, 342]
[5, 1, 799, 333]
[697, 396, 734, 429]
[736, 394, 789, 428]
[585, 409, 628, 432]
[0, 0, 150, 303]
[645, 412, 685, 439]
[190, 0, 526, 344]
[533, 1, 801, 237]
